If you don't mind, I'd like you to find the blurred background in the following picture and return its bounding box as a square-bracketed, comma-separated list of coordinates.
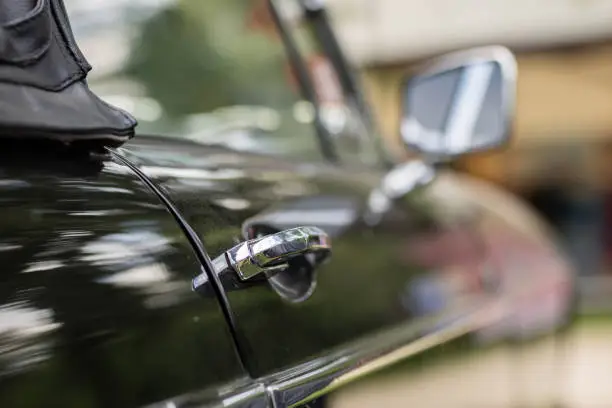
[64, 0, 612, 406]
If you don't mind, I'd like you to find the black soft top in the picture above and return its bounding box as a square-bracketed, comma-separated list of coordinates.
[0, 0, 136, 146]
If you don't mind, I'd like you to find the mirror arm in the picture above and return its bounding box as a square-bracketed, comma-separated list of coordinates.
[364, 160, 436, 226]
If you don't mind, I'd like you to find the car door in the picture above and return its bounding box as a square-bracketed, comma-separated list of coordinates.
[118, 135, 494, 406]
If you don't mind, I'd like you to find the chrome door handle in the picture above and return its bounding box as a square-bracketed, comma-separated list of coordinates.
[193, 226, 332, 296]
[225, 226, 331, 281]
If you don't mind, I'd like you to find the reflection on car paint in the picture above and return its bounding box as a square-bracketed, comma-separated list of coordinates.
[476, 226, 573, 343]
[0, 144, 247, 407]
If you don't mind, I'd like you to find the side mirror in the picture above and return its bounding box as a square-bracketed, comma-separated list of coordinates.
[400, 46, 517, 158]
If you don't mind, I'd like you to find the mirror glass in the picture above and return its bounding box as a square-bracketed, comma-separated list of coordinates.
[401, 57, 511, 157]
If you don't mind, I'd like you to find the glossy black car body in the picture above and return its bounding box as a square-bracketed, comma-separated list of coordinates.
[0, 135, 574, 407]
[0, 1, 575, 407]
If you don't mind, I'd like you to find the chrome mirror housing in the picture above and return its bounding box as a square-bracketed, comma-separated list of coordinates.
[400, 46, 517, 158]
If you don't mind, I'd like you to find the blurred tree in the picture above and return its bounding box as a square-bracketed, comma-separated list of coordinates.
[126, 0, 294, 117]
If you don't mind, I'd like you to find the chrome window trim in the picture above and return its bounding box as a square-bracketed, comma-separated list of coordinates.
[263, 300, 507, 407]
[145, 292, 505, 408]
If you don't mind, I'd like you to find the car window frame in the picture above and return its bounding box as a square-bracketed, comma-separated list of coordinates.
[267, 0, 340, 163]
[269, 0, 394, 170]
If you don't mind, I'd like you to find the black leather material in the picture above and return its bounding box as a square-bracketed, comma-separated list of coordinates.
[0, 0, 137, 146]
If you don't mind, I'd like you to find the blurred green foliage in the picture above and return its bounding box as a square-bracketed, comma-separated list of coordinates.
[126, 0, 292, 116]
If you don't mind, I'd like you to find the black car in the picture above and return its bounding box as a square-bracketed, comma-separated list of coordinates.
[0, 0, 575, 407]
